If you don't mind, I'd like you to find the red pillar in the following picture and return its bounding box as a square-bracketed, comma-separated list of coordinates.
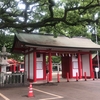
[43, 53, 46, 80]
[10, 65, 12, 72]
[78, 53, 82, 79]
[33, 50, 36, 82]
[24, 55, 26, 72]
[18, 64, 20, 72]
[28, 54, 30, 80]
[48, 50, 52, 81]
[13, 64, 16, 72]
[69, 56, 72, 78]
[89, 53, 93, 78]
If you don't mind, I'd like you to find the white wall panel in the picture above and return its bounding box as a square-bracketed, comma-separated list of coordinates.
[82, 54, 90, 76]
[25, 54, 28, 78]
[29, 53, 33, 79]
[72, 55, 78, 77]
[72, 55, 78, 61]
[37, 54, 43, 61]
[36, 54, 43, 79]
[73, 69, 78, 77]
[36, 70, 43, 78]
[36, 61, 43, 78]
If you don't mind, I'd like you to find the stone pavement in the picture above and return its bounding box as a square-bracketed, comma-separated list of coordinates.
[0, 78, 100, 100]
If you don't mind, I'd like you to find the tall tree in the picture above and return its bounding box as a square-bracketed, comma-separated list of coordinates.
[0, 0, 100, 36]
[0, 31, 23, 61]
[0, 30, 14, 51]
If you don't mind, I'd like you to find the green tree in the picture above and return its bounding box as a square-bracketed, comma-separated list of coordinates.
[1, 0, 100, 62]
[0, 31, 23, 61]
[0, 30, 14, 51]
[52, 56, 61, 63]
[46, 56, 61, 63]
[0, 0, 100, 36]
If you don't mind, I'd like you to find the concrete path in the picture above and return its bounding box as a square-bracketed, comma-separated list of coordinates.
[0, 79, 100, 100]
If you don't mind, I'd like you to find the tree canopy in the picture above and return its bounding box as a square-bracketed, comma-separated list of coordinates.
[0, 31, 23, 61]
[0, 30, 14, 51]
[0, 0, 100, 37]
[0, 0, 100, 62]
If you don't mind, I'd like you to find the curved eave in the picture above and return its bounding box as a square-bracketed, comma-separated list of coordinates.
[11, 33, 100, 54]
[11, 35, 18, 53]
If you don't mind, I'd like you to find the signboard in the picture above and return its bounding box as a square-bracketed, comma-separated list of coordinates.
[95, 68, 99, 72]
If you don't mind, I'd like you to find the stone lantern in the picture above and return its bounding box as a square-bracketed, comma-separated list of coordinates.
[0, 45, 11, 73]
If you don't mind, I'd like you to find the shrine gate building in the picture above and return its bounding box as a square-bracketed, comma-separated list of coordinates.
[11, 33, 100, 82]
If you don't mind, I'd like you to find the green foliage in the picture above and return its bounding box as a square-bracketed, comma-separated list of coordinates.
[52, 56, 61, 63]
[0, 31, 23, 61]
[46, 56, 61, 63]
[0, 0, 100, 34]
[0, 0, 100, 61]
[0, 31, 14, 52]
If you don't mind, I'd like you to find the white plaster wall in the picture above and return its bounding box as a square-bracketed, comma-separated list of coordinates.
[36, 54, 43, 79]
[82, 54, 90, 76]
[73, 69, 78, 77]
[36, 61, 43, 78]
[37, 70, 43, 78]
[37, 54, 43, 61]
[29, 53, 33, 79]
[72, 55, 78, 62]
[72, 55, 78, 77]
[25, 54, 28, 78]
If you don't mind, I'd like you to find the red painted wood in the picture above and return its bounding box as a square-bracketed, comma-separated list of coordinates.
[24, 49, 90, 55]
[13, 65, 16, 72]
[43, 53, 46, 80]
[28, 54, 30, 80]
[89, 53, 93, 78]
[10, 66, 12, 71]
[34, 50, 90, 54]
[78, 53, 82, 79]
[48, 50, 52, 81]
[61, 56, 70, 78]
[81, 55, 83, 78]
[18, 65, 20, 71]
[33, 51, 36, 82]
[24, 55, 26, 72]
[69, 56, 72, 78]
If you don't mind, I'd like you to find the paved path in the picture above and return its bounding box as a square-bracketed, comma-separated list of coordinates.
[0, 79, 100, 100]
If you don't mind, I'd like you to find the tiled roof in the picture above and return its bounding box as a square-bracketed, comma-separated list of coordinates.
[15, 33, 100, 50]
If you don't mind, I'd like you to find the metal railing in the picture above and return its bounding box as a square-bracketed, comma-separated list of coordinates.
[0, 71, 28, 87]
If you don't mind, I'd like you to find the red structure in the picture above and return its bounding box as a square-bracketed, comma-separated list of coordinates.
[11, 33, 100, 82]
[6, 59, 24, 73]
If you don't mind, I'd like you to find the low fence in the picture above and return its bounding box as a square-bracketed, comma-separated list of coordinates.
[0, 72, 28, 87]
